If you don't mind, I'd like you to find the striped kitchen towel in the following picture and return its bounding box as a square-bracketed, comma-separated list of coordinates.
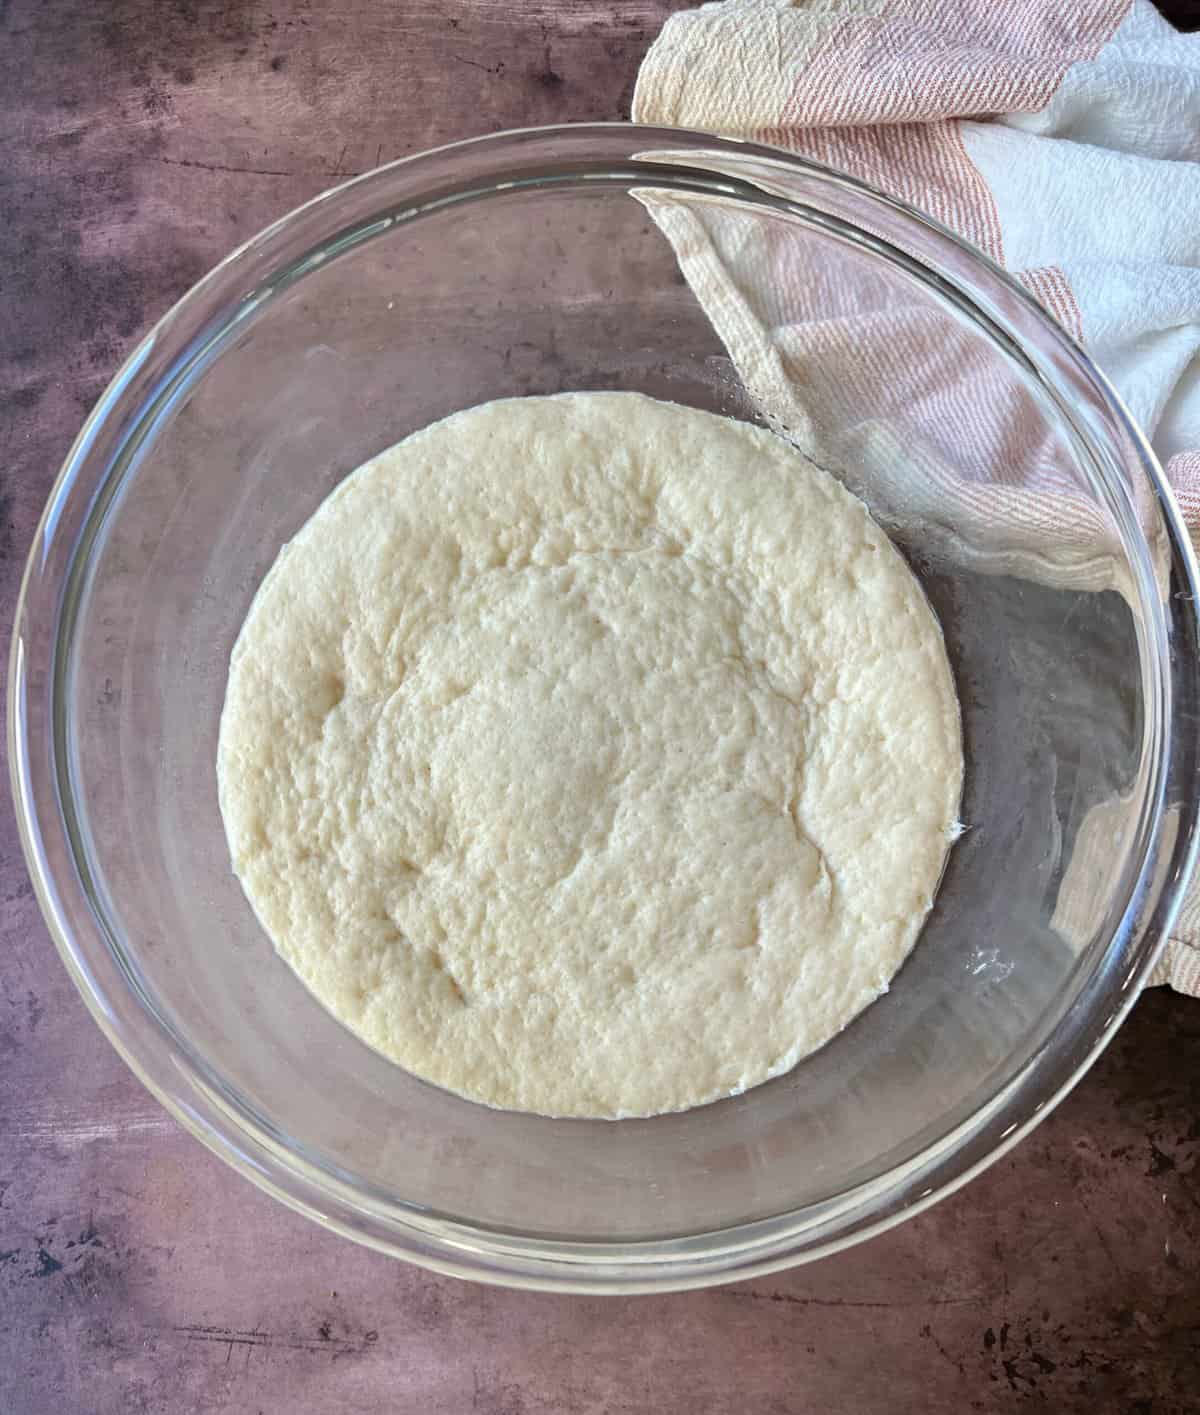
[633, 0, 1200, 994]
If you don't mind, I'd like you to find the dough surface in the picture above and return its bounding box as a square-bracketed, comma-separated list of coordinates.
[217, 393, 962, 1118]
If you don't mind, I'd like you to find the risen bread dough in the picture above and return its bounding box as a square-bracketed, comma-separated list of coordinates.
[218, 393, 962, 1118]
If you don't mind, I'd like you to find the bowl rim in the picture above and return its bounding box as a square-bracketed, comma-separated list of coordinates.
[10, 121, 1200, 1293]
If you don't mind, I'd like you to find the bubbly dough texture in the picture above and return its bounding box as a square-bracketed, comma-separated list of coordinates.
[218, 393, 962, 1118]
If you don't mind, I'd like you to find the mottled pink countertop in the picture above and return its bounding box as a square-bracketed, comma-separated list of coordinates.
[1, 2, 1197, 1410]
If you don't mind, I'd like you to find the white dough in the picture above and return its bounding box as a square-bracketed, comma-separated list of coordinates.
[217, 393, 962, 1118]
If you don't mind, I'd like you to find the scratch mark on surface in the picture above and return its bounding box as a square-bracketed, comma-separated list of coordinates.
[1075, 1189, 1127, 1282]
[168, 1323, 377, 1361]
[10, 1108, 176, 1149]
[449, 53, 505, 74]
[155, 156, 314, 179]
[921, 1323, 966, 1375]
[727, 1290, 985, 1309]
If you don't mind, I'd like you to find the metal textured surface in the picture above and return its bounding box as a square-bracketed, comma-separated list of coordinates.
[1, 2, 1198, 1410]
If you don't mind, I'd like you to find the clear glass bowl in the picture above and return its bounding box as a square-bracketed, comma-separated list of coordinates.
[10, 125, 1200, 1292]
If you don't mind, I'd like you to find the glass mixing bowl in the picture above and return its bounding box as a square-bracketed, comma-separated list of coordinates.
[10, 125, 1200, 1292]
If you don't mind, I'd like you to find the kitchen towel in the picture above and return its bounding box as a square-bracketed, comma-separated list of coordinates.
[632, 0, 1200, 993]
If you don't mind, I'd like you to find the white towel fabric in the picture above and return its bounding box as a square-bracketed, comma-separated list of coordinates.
[633, 0, 1200, 993]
